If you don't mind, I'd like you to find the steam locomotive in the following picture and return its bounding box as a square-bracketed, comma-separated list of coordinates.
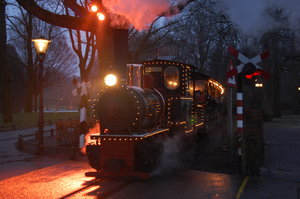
[86, 60, 224, 177]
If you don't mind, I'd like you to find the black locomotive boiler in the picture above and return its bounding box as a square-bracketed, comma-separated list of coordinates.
[86, 60, 224, 177]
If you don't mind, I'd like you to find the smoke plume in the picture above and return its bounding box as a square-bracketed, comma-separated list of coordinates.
[102, 0, 188, 30]
[80, 123, 100, 154]
[152, 134, 186, 176]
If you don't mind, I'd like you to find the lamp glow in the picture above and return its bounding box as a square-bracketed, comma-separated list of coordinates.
[255, 83, 263, 88]
[97, 12, 105, 21]
[91, 5, 98, 12]
[104, 74, 117, 86]
[32, 38, 51, 54]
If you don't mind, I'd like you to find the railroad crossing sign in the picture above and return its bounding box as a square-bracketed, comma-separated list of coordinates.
[226, 46, 270, 79]
[227, 60, 236, 87]
[226, 46, 271, 173]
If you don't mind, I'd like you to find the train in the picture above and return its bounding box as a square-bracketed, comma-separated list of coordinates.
[86, 60, 225, 177]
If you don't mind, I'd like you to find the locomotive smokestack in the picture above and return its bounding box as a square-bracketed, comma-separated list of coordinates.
[112, 29, 129, 82]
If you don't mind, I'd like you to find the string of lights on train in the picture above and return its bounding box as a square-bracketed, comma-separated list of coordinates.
[89, 61, 225, 142]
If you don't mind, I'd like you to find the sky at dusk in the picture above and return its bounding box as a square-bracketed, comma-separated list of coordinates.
[101, 0, 300, 36]
[5, 0, 300, 36]
[219, 0, 300, 37]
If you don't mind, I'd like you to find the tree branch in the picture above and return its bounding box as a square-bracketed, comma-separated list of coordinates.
[16, 0, 98, 31]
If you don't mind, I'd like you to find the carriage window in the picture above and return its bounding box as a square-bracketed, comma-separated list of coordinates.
[189, 80, 205, 96]
[164, 66, 180, 90]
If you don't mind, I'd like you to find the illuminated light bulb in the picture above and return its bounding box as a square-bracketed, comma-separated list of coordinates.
[104, 73, 117, 86]
[38, 42, 46, 52]
[255, 83, 263, 88]
[32, 38, 51, 54]
[91, 4, 98, 12]
[97, 12, 105, 21]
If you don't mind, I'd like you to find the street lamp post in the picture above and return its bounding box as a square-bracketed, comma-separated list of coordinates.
[32, 37, 51, 154]
[298, 87, 300, 114]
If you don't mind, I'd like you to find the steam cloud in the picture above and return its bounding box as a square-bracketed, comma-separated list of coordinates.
[219, 0, 300, 37]
[102, 0, 188, 30]
[81, 123, 100, 154]
[152, 134, 186, 176]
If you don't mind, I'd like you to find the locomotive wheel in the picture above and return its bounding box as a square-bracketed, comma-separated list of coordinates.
[86, 145, 101, 171]
[135, 137, 163, 172]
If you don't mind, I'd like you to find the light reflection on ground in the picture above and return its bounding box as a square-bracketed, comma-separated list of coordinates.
[0, 160, 241, 199]
[0, 161, 95, 198]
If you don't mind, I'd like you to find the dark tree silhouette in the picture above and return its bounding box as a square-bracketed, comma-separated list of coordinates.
[0, 0, 12, 122]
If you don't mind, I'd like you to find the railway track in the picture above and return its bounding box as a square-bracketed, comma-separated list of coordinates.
[59, 177, 133, 198]
[59, 178, 105, 198]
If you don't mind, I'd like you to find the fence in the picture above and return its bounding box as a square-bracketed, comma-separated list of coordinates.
[17, 119, 81, 160]
[0, 123, 16, 131]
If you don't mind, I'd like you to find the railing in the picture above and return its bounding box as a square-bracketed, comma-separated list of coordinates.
[0, 123, 16, 131]
[17, 125, 80, 160]
[281, 111, 294, 116]
[0, 120, 53, 132]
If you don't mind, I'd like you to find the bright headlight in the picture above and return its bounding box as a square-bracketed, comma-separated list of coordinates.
[104, 74, 117, 86]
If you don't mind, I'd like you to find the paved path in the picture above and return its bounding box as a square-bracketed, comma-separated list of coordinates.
[0, 126, 65, 180]
[1, 115, 300, 198]
[241, 115, 300, 199]
[0, 161, 242, 199]
[262, 115, 300, 180]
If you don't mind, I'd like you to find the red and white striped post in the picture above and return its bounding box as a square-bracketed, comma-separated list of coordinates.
[236, 91, 243, 156]
[235, 73, 244, 173]
[72, 77, 91, 149]
[227, 46, 270, 173]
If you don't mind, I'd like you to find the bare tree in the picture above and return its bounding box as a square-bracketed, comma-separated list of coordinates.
[7, 2, 77, 112]
[128, 16, 184, 62]
[65, 1, 96, 81]
[0, 0, 12, 122]
[165, 0, 239, 76]
[15, 0, 195, 31]
[259, 6, 300, 117]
